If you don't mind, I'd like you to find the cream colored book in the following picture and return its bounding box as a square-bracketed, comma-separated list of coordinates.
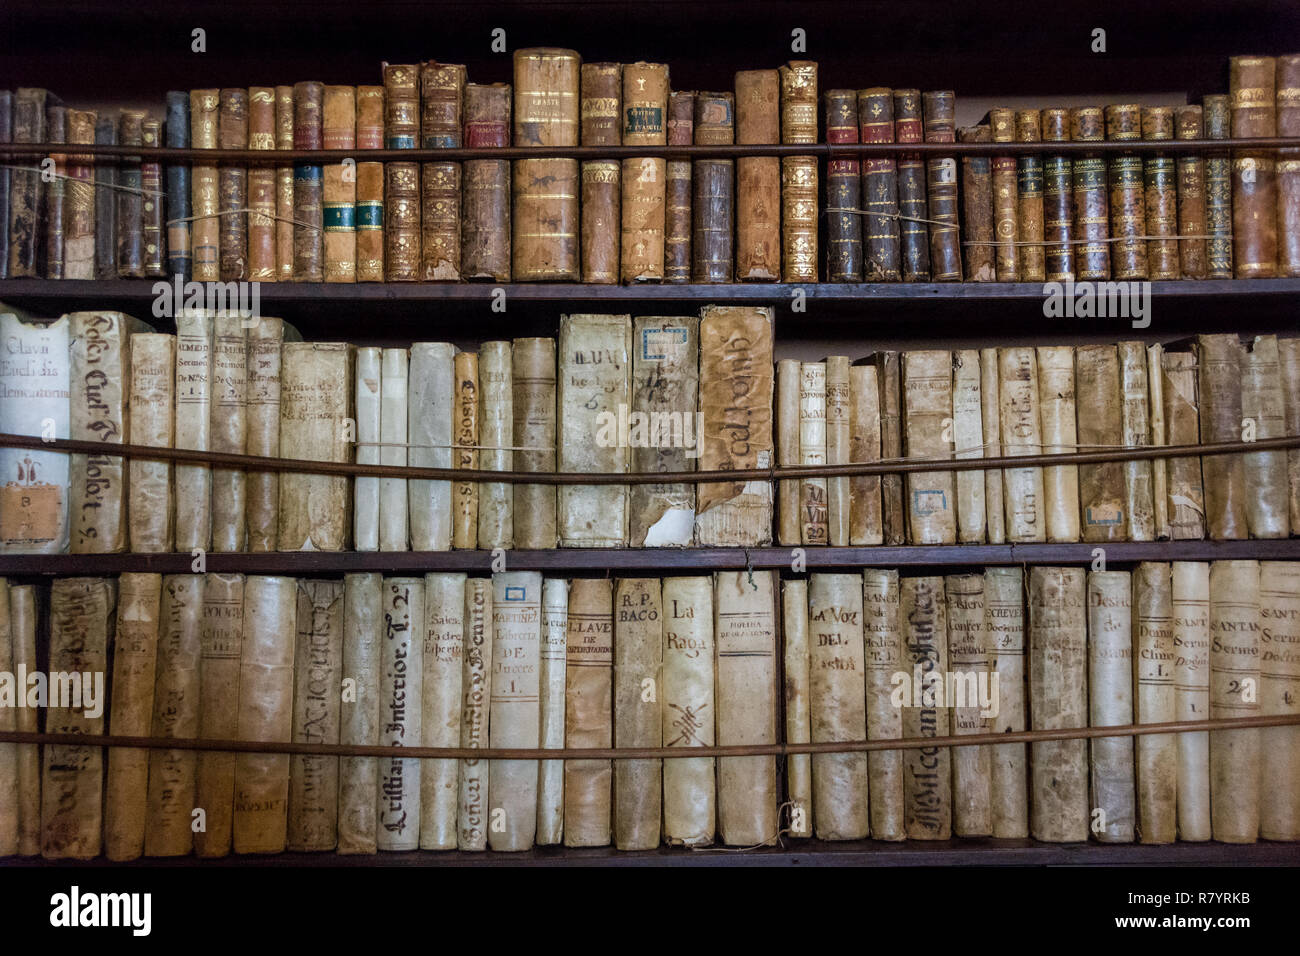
[715, 569, 778, 847]
[194, 572, 244, 858]
[1087, 570, 1135, 843]
[1028, 566, 1088, 842]
[246, 318, 300, 553]
[902, 350, 956, 544]
[286, 579, 345, 852]
[559, 316, 631, 547]
[174, 311, 213, 552]
[564, 578, 613, 846]
[825, 355, 851, 546]
[848, 364, 883, 545]
[799, 361, 829, 544]
[945, 573, 991, 836]
[980, 347, 1006, 544]
[1172, 561, 1211, 841]
[902, 575, 952, 839]
[489, 571, 542, 851]
[537, 578, 568, 845]
[380, 348, 410, 551]
[453, 351, 479, 550]
[102, 573, 161, 861]
[408, 342, 456, 551]
[1035, 346, 1081, 543]
[1118, 341, 1156, 541]
[40, 578, 113, 860]
[1161, 350, 1207, 540]
[1077, 344, 1127, 541]
[613, 578, 663, 850]
[1280, 338, 1300, 532]
[998, 347, 1046, 542]
[0, 581, 14, 856]
[210, 314, 248, 552]
[232, 575, 297, 855]
[338, 572, 382, 855]
[1133, 562, 1176, 844]
[1209, 560, 1260, 843]
[478, 342, 514, 549]
[377, 576, 423, 851]
[776, 359, 802, 546]
[809, 572, 868, 840]
[782, 579, 811, 837]
[278, 342, 354, 551]
[1241, 335, 1290, 539]
[419, 572, 464, 851]
[662, 575, 715, 846]
[952, 350, 986, 543]
[128, 333, 175, 552]
[10, 586, 40, 855]
[1195, 334, 1248, 539]
[459, 577, 493, 850]
[513, 338, 558, 549]
[354, 347, 382, 552]
[986, 566, 1028, 838]
[1147, 344, 1170, 539]
[1259, 561, 1300, 840]
[863, 568, 904, 840]
[696, 306, 774, 546]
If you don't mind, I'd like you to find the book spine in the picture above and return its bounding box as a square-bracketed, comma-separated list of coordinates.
[798, 361, 828, 545]
[564, 577, 613, 847]
[1070, 107, 1110, 279]
[1087, 570, 1136, 843]
[990, 108, 1019, 281]
[420, 63, 465, 281]
[408, 342, 456, 551]
[488, 571, 542, 852]
[512, 337, 558, 549]
[63, 108, 96, 279]
[825, 90, 863, 281]
[93, 113, 117, 279]
[1204, 95, 1234, 279]
[958, 124, 995, 281]
[513, 49, 580, 281]
[247, 88, 277, 280]
[1259, 561, 1300, 840]
[780, 62, 818, 283]
[665, 90, 693, 283]
[893, 89, 929, 281]
[1105, 103, 1147, 279]
[859, 87, 900, 280]
[1142, 106, 1179, 279]
[825, 355, 850, 546]
[210, 315, 248, 552]
[8, 587, 39, 854]
[1015, 108, 1045, 281]
[355, 85, 385, 282]
[902, 349, 956, 544]
[452, 351, 479, 549]
[128, 333, 174, 553]
[194, 572, 243, 857]
[662, 575, 715, 846]
[292, 81, 324, 282]
[776, 359, 801, 545]
[189, 90, 219, 281]
[218, 89, 248, 280]
[380, 348, 409, 551]
[952, 349, 986, 543]
[986, 566, 1028, 837]
[174, 312, 213, 552]
[1133, 562, 1177, 844]
[7, 89, 46, 277]
[323, 85, 357, 283]
[735, 69, 781, 280]
[876, 351, 906, 544]
[338, 572, 381, 854]
[612, 577, 663, 850]
[782, 579, 811, 836]
[462, 83, 512, 281]
[477, 341, 514, 549]
[0, 93, 7, 278]
[457, 577, 492, 850]
[1210, 560, 1261, 843]
[1278, 56, 1300, 276]
[141, 120, 164, 277]
[1035, 346, 1080, 543]
[901, 575, 952, 839]
[1196, 333, 1248, 538]
[382, 66, 419, 281]
[862, 569, 904, 839]
[809, 573, 869, 840]
[246, 318, 294, 553]
[1041, 108, 1075, 281]
[980, 347, 1006, 543]
[1118, 340, 1156, 541]
[41, 104, 66, 279]
[537, 578, 568, 845]
[68, 311, 132, 553]
[580, 62, 621, 145]
[418, 572, 463, 850]
[923, 90, 961, 280]
[1148, 343, 1170, 539]
[1175, 105, 1209, 278]
[377, 577, 423, 851]
[1230, 55, 1278, 278]
[1172, 561, 1212, 840]
[691, 92, 735, 282]
[1281, 338, 1300, 532]
[945, 573, 991, 836]
[581, 159, 620, 283]
[1161, 350, 1207, 539]
[274, 86, 294, 281]
[621, 62, 668, 282]
[848, 365, 882, 545]
[1241, 335, 1290, 538]
[1076, 344, 1127, 542]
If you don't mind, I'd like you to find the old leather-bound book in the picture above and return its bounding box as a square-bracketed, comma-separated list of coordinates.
[384, 64, 420, 281]
[1241, 335, 1290, 538]
[274, 86, 295, 280]
[1133, 562, 1176, 844]
[1260, 561, 1300, 840]
[613, 578, 662, 850]
[189, 90, 220, 280]
[1041, 108, 1075, 281]
[1036, 346, 1080, 543]
[7, 585, 40, 855]
[901, 576, 951, 839]
[665, 90, 693, 283]
[537, 579, 568, 845]
[62, 108, 96, 279]
[322, 85, 357, 283]
[512, 337, 557, 549]
[452, 350, 479, 549]
[579, 63, 621, 285]
[924, 91, 961, 280]
[338, 573, 381, 854]
[1142, 107, 1178, 280]
[622, 62, 669, 282]
[210, 315, 248, 552]
[163, 92, 191, 278]
[946, 574, 993, 837]
[378, 577, 423, 851]
[782, 580, 811, 836]
[825, 89, 862, 281]
[1105, 103, 1147, 279]
[1283, 338, 1300, 531]
[41, 578, 113, 860]
[1204, 95, 1234, 279]
[1230, 55, 1278, 278]
[489, 572, 543, 852]
[8, 89, 50, 277]
[1076, 344, 1127, 542]
[127, 332, 174, 552]
[1278, 55, 1300, 276]
[692, 91, 734, 282]
[103, 573, 161, 861]
[42, 104, 66, 278]
[863, 570, 904, 839]
[558, 314, 631, 547]
[662, 576, 715, 846]
[174, 312, 213, 552]
[980, 348, 1006, 543]
[277, 342, 353, 551]
[958, 124, 995, 281]
[420, 63, 465, 281]
[1160, 349, 1206, 539]
[776, 359, 800, 545]
[781, 61, 819, 283]
[873, 350, 906, 544]
[458, 578, 491, 850]
[849, 363, 882, 544]
[565, 578, 613, 847]
[1196, 334, 1248, 538]
[514, 48, 581, 281]
[1172, 561, 1211, 840]
[193, 572, 244, 857]
[799, 361, 829, 545]
[989, 108, 1019, 281]
[246, 318, 300, 553]
[859, 87, 900, 281]
[247, 88, 277, 280]
[630, 316, 699, 547]
[810, 573, 869, 840]
[986, 566, 1028, 837]
[1210, 560, 1261, 843]
[1118, 341, 1156, 541]
[354, 85, 385, 281]
[292, 81, 324, 282]
[736, 70, 781, 280]
[952, 350, 985, 543]
[1014, 109, 1044, 281]
[217, 89, 248, 280]
[1028, 567, 1088, 843]
[902, 349, 956, 544]
[1087, 570, 1136, 843]
[95, 113, 118, 278]
[1071, 106, 1110, 279]
[696, 306, 774, 546]
[419, 573, 463, 851]
[478, 342, 513, 549]
[1175, 105, 1209, 278]
[462, 83, 511, 281]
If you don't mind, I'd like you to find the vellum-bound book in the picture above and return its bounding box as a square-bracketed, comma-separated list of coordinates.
[453, 351, 479, 550]
[902, 350, 956, 544]
[9, 586, 40, 855]
[862, 569, 904, 840]
[799, 361, 829, 544]
[1281, 339, 1300, 531]
[1172, 561, 1211, 841]
[287, 580, 344, 852]
[564, 578, 613, 847]
[998, 347, 1046, 542]
[1209, 560, 1260, 843]
[0, 581, 16, 856]
[776, 359, 801, 546]
[809, 573, 868, 840]
[558, 315, 631, 547]
[144, 574, 203, 857]
[825, 357, 850, 545]
[849, 364, 882, 545]
[901, 576, 951, 839]
[379, 348, 409, 551]
[1133, 562, 1176, 844]
[354, 348, 382, 551]
[980, 348, 1006, 544]
[1035, 346, 1080, 543]
[194, 572, 244, 858]
[459, 577, 493, 850]
[338, 573, 382, 855]
[1087, 570, 1135, 843]
[986, 567, 1028, 838]
[174, 311, 213, 551]
[489, 572, 542, 851]
[1196, 334, 1248, 539]
[1076, 345, 1127, 542]
[1241, 335, 1290, 538]
[246, 319, 300, 553]
[662, 575, 715, 846]
[951, 350, 985, 543]
[1161, 349, 1206, 540]
[513, 338, 558, 549]
[478, 342, 514, 549]
[1118, 341, 1156, 541]
[1147, 345, 1170, 539]
[613, 578, 663, 851]
[128, 333, 174, 552]
[537, 579, 568, 845]
[377, 577, 423, 851]
[945, 573, 991, 836]
[209, 314, 247, 552]
[696, 306, 774, 546]
[41, 578, 113, 859]
[420, 573, 464, 851]
[782, 579, 811, 837]
[408, 343, 456, 551]
[1259, 561, 1300, 840]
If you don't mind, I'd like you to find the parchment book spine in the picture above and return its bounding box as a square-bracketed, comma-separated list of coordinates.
[848, 364, 882, 545]
[127, 332, 173, 552]
[217, 90, 248, 281]
[1015, 108, 1045, 281]
[1172, 561, 1212, 841]
[902, 575, 952, 840]
[1241, 335, 1290, 538]
[564, 578, 613, 847]
[1142, 107, 1179, 279]
[322, 85, 357, 283]
[1148, 344, 1170, 540]
[377, 577, 423, 851]
[1118, 340, 1156, 542]
[1076, 344, 1127, 542]
[1282, 338, 1300, 532]
[1087, 570, 1135, 843]
[409, 343, 456, 552]
[194, 572, 244, 858]
[287, 580, 344, 852]
[776, 359, 801, 546]
[1070, 106, 1110, 279]
[1196, 334, 1248, 539]
[799, 361, 829, 545]
[824, 90, 862, 281]
[379, 349, 410, 552]
[997, 347, 1046, 543]
[419, 572, 463, 851]
[10, 586, 39, 855]
[232, 576, 296, 854]
[462, 82, 512, 282]
[0, 581, 15, 856]
[924, 90, 962, 280]
[620, 63, 668, 283]
[902, 349, 956, 544]
[809, 573, 868, 840]
[354, 348, 381, 552]
[1175, 105, 1208, 278]
[174, 311, 213, 552]
[825, 356, 850, 546]
[613, 577, 663, 850]
[210, 314, 248, 552]
[580, 63, 620, 285]
[453, 350, 479, 550]
[990, 108, 1020, 281]
[1204, 95, 1234, 279]
[558, 314, 631, 547]
[1133, 563, 1176, 844]
[952, 350, 986, 543]
[980, 348, 1006, 544]
[103, 573, 161, 861]
[859, 87, 900, 281]
[1161, 349, 1207, 540]
[1028, 567, 1089, 843]
[1041, 108, 1075, 281]
[41, 578, 112, 859]
[782, 579, 811, 837]
[190, 90, 219, 280]
[1105, 103, 1147, 279]
[537, 578, 568, 845]
[246, 318, 297, 553]
[1259, 561, 1300, 840]
[1229, 56, 1277, 278]
[946, 573, 991, 836]
[513, 337, 558, 549]
[1035, 346, 1080, 543]
[489, 571, 542, 851]
[715, 569, 778, 847]
[338, 572, 382, 855]
[478, 341, 514, 549]
[662, 575, 715, 846]
[735, 70, 781, 280]
[1209, 560, 1260, 843]
[863, 569, 904, 840]
[986, 567, 1028, 837]
[459, 577, 493, 850]
[959, 124, 996, 281]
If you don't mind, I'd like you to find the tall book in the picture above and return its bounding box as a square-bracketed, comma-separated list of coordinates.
[1118, 340, 1156, 541]
[1283, 338, 1300, 532]
[190, 90, 219, 281]
[1142, 107, 1178, 280]
[383, 64, 420, 281]
[1161, 348, 1206, 539]
[692, 91, 735, 282]
[462, 83, 512, 281]
[1087, 570, 1135, 843]
[420, 573, 463, 851]
[863, 569, 904, 839]
[980, 347, 1006, 543]
[488, 571, 542, 852]
[848, 363, 882, 545]
[1012, 108, 1045, 281]
[0, 580, 14, 855]
[1278, 55, 1300, 276]
[419, 63, 465, 281]
[194, 572, 243, 858]
[986, 566, 1028, 838]
[377, 577, 423, 851]
[1175, 105, 1209, 278]
[902, 349, 956, 544]
[1036, 346, 1080, 543]
[1196, 333, 1248, 539]
[613, 577, 662, 850]
[292, 81, 325, 282]
[824, 89, 862, 281]
[825, 355, 850, 546]
[1172, 561, 1212, 841]
[8, 586, 39, 855]
[776, 359, 800, 545]
[798, 361, 828, 545]
[662, 575, 715, 846]
[1241, 335, 1290, 538]
[1204, 95, 1234, 279]
[339, 573, 382, 854]
[512, 337, 558, 549]
[989, 108, 1019, 281]
[210, 315, 247, 552]
[1133, 562, 1176, 844]
[665, 90, 693, 283]
[1105, 103, 1148, 279]
[1071, 106, 1110, 279]
[1259, 561, 1300, 840]
[946, 573, 991, 837]
[959, 124, 995, 280]
[1209, 560, 1261, 843]
[859, 87, 900, 281]
[63, 108, 97, 280]
[217, 89, 248, 280]
[380, 348, 410, 552]
[1041, 108, 1075, 280]
[355, 85, 386, 282]
[735, 70, 781, 280]
[323, 85, 357, 283]
[952, 350, 985, 543]
[8, 89, 50, 276]
[174, 311, 213, 552]
[579, 62, 621, 285]
[452, 350, 478, 550]
[782, 579, 811, 837]
[564, 578, 613, 847]
[1148, 343, 1170, 539]
[164, 90, 191, 280]
[274, 86, 295, 280]
[128, 332, 174, 552]
[246, 318, 300, 553]
[901, 575, 951, 839]
[875, 351, 906, 545]
[458, 577, 492, 850]
[101, 112, 123, 277]
[477, 341, 513, 549]
[780, 62, 818, 283]
[537, 578, 568, 845]
[621, 62, 669, 282]
[248, 88, 277, 280]
[997, 347, 1046, 543]
[1229, 56, 1277, 278]
[1076, 344, 1127, 542]
[925, 90, 961, 280]
[408, 342, 456, 551]
[43, 104, 66, 278]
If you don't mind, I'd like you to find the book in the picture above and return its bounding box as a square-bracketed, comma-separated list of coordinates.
[1282, 338, 1300, 531]
[1105, 103, 1148, 279]
[825, 355, 850, 545]
[537, 578, 568, 845]
[875, 351, 906, 544]
[377, 577, 423, 851]
[580, 115, 620, 286]
[127, 333, 174, 552]
[292, 81, 325, 282]
[1196, 333, 1248, 538]
[96, 112, 118, 278]
[8, 89, 50, 277]
[210, 315, 247, 552]
[378, 349, 409, 551]
[63, 108, 96, 279]
[665, 90, 693, 283]
[946, 573, 991, 837]
[420, 63, 465, 281]
[194, 572, 243, 858]
[848, 363, 882, 545]
[323, 85, 357, 283]
[419, 572, 463, 851]
[1076, 344, 1127, 542]
[1278, 55, 1300, 277]
[1172, 561, 1212, 841]
[924, 90, 961, 280]
[1142, 106, 1179, 280]
[621, 62, 668, 282]
[1148, 344, 1170, 539]
[1175, 105, 1209, 278]
[462, 83, 512, 282]
[662, 575, 715, 846]
[1161, 348, 1207, 540]
[1229, 56, 1277, 278]
[248, 88, 277, 280]
[1014, 108, 1045, 281]
[782, 579, 811, 837]
[735, 70, 781, 280]
[858, 87, 900, 281]
[1041, 108, 1075, 280]
[174, 312, 213, 552]
[1071, 107, 1110, 279]
[1259, 561, 1300, 840]
[458, 577, 492, 850]
[780, 62, 818, 283]
[901, 575, 951, 839]
[1204, 94, 1234, 279]
[776, 359, 800, 545]
[0, 581, 17, 855]
[164, 90, 191, 280]
[453, 350, 479, 549]
[275, 86, 295, 280]
[824, 89, 862, 281]
[0, 93, 8, 278]
[959, 124, 995, 281]
[1087, 570, 1136, 843]
[356, 85, 386, 282]
[902, 349, 956, 544]
[989, 108, 1019, 282]
[986, 566, 1028, 838]
[1241, 335, 1290, 538]
[613, 577, 662, 850]
[478, 341, 513, 549]
[1209, 560, 1260, 843]
[980, 347, 1006, 543]
[190, 90, 219, 281]
[997, 347, 1046, 542]
[383, 65, 419, 281]
[1133, 562, 1177, 844]
[863, 569, 904, 839]
[339, 573, 382, 854]
[408, 342, 456, 551]
[1035, 345, 1079, 543]
[952, 350, 985, 543]
[1118, 340, 1156, 541]
[799, 361, 828, 545]
[43, 104, 66, 278]
[488, 571, 542, 851]
[564, 577, 613, 847]
[512, 337, 558, 549]
[692, 91, 735, 282]
[8, 585, 39, 855]
[218, 89, 249, 280]
[246, 318, 300, 553]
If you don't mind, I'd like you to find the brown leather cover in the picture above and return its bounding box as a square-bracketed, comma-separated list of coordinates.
[736, 70, 781, 280]
[1071, 106, 1110, 279]
[665, 90, 693, 283]
[580, 64, 621, 283]
[42, 104, 67, 278]
[117, 110, 144, 278]
[63, 108, 97, 280]
[323, 85, 356, 283]
[8, 88, 49, 277]
[859, 88, 900, 281]
[1041, 108, 1075, 280]
[924, 90, 960, 281]
[894, 90, 929, 281]
[1196, 333, 1248, 539]
[1204, 94, 1234, 278]
[189, 91, 219, 281]
[1276, 55, 1300, 276]
[420, 63, 465, 281]
[248, 88, 277, 280]
[355, 85, 385, 282]
[274, 86, 294, 280]
[292, 81, 324, 282]
[1015, 108, 1044, 281]
[825, 90, 862, 281]
[990, 108, 1019, 281]
[874, 351, 905, 545]
[693, 92, 734, 282]
[384, 163, 420, 281]
[218, 89, 248, 280]
[1105, 103, 1147, 279]
[1175, 105, 1208, 278]
[462, 83, 511, 281]
[1229, 55, 1277, 278]
[621, 62, 669, 282]
[383, 63, 419, 147]
[580, 63, 621, 145]
[1142, 106, 1178, 279]
[356, 85, 384, 150]
[141, 119, 163, 277]
[959, 124, 995, 281]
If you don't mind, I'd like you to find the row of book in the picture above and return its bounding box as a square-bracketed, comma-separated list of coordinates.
[2, 559, 1296, 859]
[3, 305, 1299, 554]
[4, 53, 1300, 285]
